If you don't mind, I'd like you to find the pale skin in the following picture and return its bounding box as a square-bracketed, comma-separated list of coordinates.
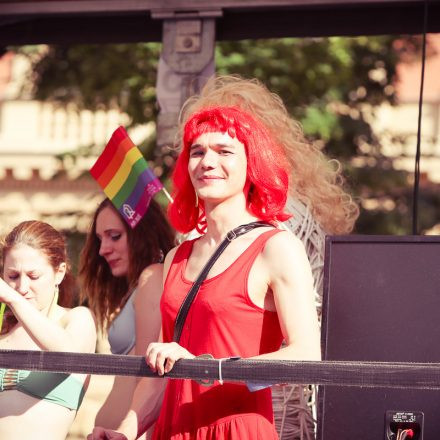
[88, 131, 321, 440]
[93, 207, 163, 437]
[0, 243, 97, 440]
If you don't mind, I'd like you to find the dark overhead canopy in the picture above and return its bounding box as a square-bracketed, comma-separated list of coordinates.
[0, 0, 439, 46]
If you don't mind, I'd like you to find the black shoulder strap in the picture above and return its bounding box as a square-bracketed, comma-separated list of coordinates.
[173, 221, 273, 343]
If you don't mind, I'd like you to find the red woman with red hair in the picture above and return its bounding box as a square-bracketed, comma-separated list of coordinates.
[89, 105, 320, 440]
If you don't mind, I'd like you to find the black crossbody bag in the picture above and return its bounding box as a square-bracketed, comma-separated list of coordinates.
[173, 221, 273, 343]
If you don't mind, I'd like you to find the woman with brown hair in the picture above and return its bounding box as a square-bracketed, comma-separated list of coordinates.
[79, 198, 175, 434]
[0, 220, 96, 440]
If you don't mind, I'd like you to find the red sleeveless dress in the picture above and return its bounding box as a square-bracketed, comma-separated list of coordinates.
[152, 229, 283, 440]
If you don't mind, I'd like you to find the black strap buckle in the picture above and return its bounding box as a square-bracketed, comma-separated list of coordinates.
[226, 229, 237, 241]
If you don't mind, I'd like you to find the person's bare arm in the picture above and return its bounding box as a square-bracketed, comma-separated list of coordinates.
[88, 375, 166, 440]
[0, 277, 96, 353]
[88, 246, 182, 440]
[116, 374, 167, 439]
[134, 263, 163, 357]
[251, 231, 321, 361]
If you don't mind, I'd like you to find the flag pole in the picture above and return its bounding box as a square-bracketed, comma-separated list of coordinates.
[0, 303, 6, 333]
[162, 187, 174, 203]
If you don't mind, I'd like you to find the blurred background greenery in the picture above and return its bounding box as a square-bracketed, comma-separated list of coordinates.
[3, 35, 440, 272]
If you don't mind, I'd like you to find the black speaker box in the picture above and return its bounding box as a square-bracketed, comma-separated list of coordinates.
[318, 235, 440, 440]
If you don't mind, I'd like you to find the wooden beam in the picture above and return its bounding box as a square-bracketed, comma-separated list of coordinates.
[0, 0, 435, 16]
[0, 0, 438, 45]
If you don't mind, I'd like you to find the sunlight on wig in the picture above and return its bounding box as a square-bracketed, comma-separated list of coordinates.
[168, 106, 291, 233]
[179, 75, 359, 234]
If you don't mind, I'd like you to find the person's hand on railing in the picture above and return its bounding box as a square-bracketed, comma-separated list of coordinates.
[146, 341, 195, 376]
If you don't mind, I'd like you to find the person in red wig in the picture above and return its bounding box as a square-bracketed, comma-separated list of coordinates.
[88, 105, 320, 440]
[176, 75, 360, 437]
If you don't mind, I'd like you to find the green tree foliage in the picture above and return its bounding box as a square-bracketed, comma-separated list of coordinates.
[20, 37, 439, 234]
[29, 44, 161, 126]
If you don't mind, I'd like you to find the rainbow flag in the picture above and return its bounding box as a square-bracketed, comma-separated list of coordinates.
[90, 126, 163, 228]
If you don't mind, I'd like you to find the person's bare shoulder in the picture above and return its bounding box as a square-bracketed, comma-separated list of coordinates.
[63, 305, 95, 326]
[62, 306, 97, 352]
[136, 263, 165, 308]
[263, 229, 306, 257]
[138, 263, 164, 286]
[262, 230, 311, 277]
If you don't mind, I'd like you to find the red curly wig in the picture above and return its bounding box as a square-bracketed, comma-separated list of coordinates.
[168, 106, 292, 233]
